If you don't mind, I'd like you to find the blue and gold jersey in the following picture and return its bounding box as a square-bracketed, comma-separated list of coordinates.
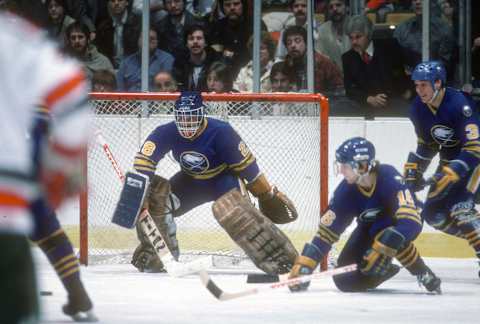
[133, 117, 260, 182]
[409, 87, 480, 169]
[312, 164, 422, 256]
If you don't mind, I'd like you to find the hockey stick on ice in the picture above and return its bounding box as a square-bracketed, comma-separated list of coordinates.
[94, 130, 212, 277]
[199, 263, 357, 301]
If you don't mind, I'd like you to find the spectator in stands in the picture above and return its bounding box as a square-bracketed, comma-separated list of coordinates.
[210, 0, 267, 78]
[174, 25, 223, 91]
[315, 0, 350, 72]
[132, 0, 166, 24]
[155, 0, 205, 62]
[206, 61, 235, 92]
[234, 31, 276, 93]
[95, 0, 141, 68]
[270, 61, 294, 92]
[342, 15, 410, 118]
[117, 27, 175, 91]
[65, 22, 114, 80]
[64, 0, 96, 38]
[364, 0, 394, 23]
[472, 0, 480, 89]
[275, 0, 319, 61]
[92, 69, 117, 92]
[439, 0, 456, 28]
[393, 0, 455, 80]
[153, 71, 178, 92]
[283, 25, 343, 94]
[45, 0, 75, 47]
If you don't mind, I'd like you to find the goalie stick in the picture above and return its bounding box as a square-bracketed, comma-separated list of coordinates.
[94, 130, 212, 277]
[199, 263, 357, 301]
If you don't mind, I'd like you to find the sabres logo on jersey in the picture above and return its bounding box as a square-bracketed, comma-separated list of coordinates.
[358, 208, 382, 223]
[430, 125, 459, 147]
[180, 151, 210, 174]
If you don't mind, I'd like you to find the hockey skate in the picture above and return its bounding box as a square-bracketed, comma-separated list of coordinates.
[417, 268, 442, 294]
[62, 291, 98, 322]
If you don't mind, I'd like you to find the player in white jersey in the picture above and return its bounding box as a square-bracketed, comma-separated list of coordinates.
[0, 6, 91, 323]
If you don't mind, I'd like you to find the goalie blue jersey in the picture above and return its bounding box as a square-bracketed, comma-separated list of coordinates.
[311, 164, 422, 257]
[133, 117, 260, 183]
[409, 87, 480, 170]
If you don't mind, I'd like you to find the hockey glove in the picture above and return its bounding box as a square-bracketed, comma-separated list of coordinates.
[288, 243, 320, 292]
[258, 187, 298, 224]
[360, 227, 405, 276]
[427, 163, 465, 202]
[404, 162, 426, 192]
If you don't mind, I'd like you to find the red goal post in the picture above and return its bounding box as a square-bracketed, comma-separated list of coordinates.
[80, 92, 329, 269]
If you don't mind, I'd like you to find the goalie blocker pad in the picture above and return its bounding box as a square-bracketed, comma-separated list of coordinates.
[112, 171, 150, 228]
[213, 189, 298, 275]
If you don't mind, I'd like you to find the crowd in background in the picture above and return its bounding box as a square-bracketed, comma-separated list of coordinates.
[11, 0, 479, 118]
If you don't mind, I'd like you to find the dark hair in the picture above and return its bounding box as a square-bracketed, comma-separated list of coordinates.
[46, 0, 66, 8]
[183, 24, 208, 45]
[269, 61, 293, 81]
[282, 25, 307, 47]
[162, 0, 186, 6]
[92, 69, 117, 90]
[207, 61, 234, 91]
[66, 21, 90, 39]
[289, 0, 306, 9]
[247, 31, 276, 59]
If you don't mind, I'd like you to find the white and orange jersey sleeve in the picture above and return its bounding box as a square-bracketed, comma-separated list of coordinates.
[0, 13, 91, 234]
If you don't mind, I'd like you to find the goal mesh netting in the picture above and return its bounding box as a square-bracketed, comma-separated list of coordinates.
[80, 93, 329, 269]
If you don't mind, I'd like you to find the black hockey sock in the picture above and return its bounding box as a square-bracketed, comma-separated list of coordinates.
[0, 235, 39, 323]
[36, 229, 91, 308]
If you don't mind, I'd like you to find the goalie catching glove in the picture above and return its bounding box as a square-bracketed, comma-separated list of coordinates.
[247, 174, 298, 224]
[360, 227, 405, 276]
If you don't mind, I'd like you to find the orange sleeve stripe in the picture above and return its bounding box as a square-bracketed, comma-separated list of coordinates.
[0, 191, 29, 207]
[51, 141, 87, 158]
[45, 71, 85, 109]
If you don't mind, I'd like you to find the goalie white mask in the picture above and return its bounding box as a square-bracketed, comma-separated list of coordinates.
[174, 91, 205, 139]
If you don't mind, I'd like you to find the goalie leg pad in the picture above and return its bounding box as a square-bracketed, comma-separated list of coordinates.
[212, 189, 298, 274]
[112, 171, 150, 229]
[131, 243, 167, 273]
[135, 175, 180, 261]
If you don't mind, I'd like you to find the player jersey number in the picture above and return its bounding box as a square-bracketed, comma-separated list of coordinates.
[465, 124, 479, 140]
[397, 190, 415, 207]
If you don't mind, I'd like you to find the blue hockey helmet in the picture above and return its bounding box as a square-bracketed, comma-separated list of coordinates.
[335, 137, 376, 173]
[174, 91, 205, 138]
[411, 61, 446, 89]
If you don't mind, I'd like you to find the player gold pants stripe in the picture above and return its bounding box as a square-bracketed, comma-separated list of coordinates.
[34, 228, 63, 246]
[467, 165, 480, 193]
[372, 240, 397, 257]
[465, 229, 480, 240]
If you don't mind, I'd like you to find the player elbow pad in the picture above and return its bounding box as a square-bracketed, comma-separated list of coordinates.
[406, 152, 431, 173]
[373, 227, 406, 257]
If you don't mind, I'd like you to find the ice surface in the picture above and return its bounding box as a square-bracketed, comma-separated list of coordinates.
[35, 248, 479, 324]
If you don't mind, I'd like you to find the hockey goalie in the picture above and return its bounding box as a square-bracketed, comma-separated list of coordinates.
[112, 91, 299, 275]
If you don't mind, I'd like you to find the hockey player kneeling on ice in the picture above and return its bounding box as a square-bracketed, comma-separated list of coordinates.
[122, 91, 298, 274]
[289, 137, 442, 293]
